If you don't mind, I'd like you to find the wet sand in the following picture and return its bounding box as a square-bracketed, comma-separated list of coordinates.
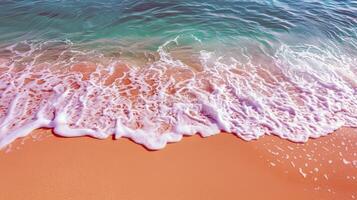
[0, 128, 356, 200]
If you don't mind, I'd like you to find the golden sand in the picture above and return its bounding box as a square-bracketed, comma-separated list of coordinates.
[0, 128, 356, 200]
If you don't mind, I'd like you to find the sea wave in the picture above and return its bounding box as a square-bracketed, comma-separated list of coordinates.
[0, 37, 356, 149]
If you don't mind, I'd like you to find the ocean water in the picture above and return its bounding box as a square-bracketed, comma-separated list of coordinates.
[0, 0, 356, 149]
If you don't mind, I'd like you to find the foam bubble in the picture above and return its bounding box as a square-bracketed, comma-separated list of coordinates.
[0, 39, 356, 150]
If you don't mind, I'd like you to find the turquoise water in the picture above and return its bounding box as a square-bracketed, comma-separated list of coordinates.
[0, 1, 356, 149]
[0, 1, 356, 48]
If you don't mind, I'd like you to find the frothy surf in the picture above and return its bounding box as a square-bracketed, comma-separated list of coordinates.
[1, 0, 357, 149]
[0, 36, 356, 149]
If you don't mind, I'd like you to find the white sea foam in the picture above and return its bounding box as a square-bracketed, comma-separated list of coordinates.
[0, 38, 356, 150]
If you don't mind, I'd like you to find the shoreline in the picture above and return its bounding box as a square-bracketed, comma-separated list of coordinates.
[1, 1, 356, 199]
[0, 127, 356, 199]
[2, 38, 356, 151]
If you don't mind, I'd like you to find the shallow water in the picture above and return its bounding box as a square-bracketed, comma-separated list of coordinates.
[0, 0, 356, 149]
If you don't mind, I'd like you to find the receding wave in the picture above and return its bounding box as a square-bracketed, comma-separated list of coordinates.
[0, 36, 356, 149]
[0, 0, 357, 149]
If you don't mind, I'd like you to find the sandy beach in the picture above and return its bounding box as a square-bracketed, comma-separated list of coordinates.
[0, 128, 356, 200]
[1, 1, 357, 200]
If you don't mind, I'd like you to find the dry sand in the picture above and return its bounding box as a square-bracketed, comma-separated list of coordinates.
[0, 128, 356, 200]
